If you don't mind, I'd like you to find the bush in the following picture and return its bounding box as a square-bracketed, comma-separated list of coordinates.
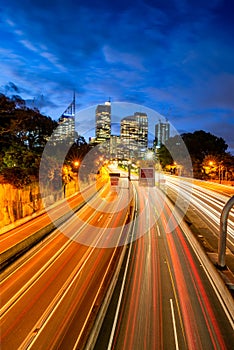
[2, 167, 32, 188]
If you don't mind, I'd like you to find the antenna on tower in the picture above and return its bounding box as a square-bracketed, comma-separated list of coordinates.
[166, 107, 171, 121]
[73, 90, 76, 115]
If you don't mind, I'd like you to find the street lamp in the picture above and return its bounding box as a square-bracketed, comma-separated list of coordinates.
[146, 150, 154, 160]
[73, 160, 80, 168]
[219, 161, 223, 184]
[73, 160, 80, 192]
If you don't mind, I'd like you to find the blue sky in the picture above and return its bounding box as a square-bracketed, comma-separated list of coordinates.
[0, 0, 234, 153]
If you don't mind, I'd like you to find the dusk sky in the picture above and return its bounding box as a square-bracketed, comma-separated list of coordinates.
[0, 0, 234, 153]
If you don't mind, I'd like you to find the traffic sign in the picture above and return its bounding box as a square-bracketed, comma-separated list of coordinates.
[139, 167, 155, 186]
[110, 177, 119, 186]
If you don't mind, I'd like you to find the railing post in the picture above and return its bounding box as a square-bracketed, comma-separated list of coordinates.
[218, 195, 234, 268]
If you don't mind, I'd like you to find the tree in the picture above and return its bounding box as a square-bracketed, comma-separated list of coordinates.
[65, 136, 91, 169]
[17, 110, 57, 151]
[157, 134, 193, 176]
[0, 93, 57, 150]
[181, 130, 228, 179]
[0, 93, 58, 187]
[157, 130, 231, 179]
[1, 167, 32, 188]
[181, 130, 228, 161]
[0, 94, 28, 137]
[157, 144, 173, 169]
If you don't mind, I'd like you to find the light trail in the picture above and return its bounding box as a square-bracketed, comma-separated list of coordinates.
[165, 175, 234, 245]
[170, 298, 179, 350]
[0, 178, 132, 349]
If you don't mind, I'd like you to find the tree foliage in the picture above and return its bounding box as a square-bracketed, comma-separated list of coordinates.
[157, 144, 173, 168]
[181, 130, 228, 161]
[157, 130, 233, 180]
[0, 93, 57, 187]
[65, 136, 91, 167]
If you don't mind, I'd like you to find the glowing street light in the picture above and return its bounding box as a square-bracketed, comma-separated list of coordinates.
[146, 150, 154, 160]
[73, 160, 80, 192]
[73, 160, 80, 168]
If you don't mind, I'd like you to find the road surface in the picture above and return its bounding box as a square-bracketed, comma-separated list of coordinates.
[96, 182, 234, 350]
[1, 175, 234, 349]
[0, 178, 131, 349]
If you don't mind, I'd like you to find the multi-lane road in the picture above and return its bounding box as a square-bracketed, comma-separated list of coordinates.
[96, 179, 234, 350]
[164, 175, 234, 247]
[1, 173, 234, 349]
[1, 179, 131, 349]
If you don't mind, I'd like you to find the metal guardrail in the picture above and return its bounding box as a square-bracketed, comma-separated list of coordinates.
[218, 195, 234, 268]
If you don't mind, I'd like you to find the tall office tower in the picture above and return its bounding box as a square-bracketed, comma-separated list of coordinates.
[120, 115, 139, 160]
[120, 112, 148, 160]
[95, 101, 111, 143]
[155, 119, 170, 148]
[134, 112, 148, 152]
[53, 94, 76, 144]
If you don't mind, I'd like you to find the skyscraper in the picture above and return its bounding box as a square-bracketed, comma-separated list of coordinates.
[120, 112, 148, 160]
[95, 101, 111, 143]
[134, 112, 148, 151]
[154, 119, 170, 148]
[53, 94, 76, 144]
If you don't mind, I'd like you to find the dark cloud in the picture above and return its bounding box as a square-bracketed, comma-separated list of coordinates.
[4, 81, 19, 93]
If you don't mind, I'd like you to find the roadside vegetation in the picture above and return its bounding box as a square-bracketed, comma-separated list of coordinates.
[0, 94, 90, 188]
[157, 131, 234, 181]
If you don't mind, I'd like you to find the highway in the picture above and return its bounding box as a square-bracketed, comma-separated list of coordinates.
[97, 182, 234, 350]
[0, 178, 106, 264]
[164, 175, 234, 248]
[1, 174, 234, 349]
[0, 178, 131, 349]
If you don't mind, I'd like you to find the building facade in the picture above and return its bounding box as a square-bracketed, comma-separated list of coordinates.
[109, 135, 121, 159]
[120, 112, 148, 160]
[154, 119, 170, 148]
[95, 101, 111, 143]
[135, 112, 148, 151]
[53, 95, 76, 144]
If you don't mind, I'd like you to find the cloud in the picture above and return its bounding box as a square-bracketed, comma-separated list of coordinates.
[103, 46, 146, 71]
[40, 51, 67, 72]
[0, 0, 233, 152]
[19, 39, 38, 52]
[4, 81, 20, 93]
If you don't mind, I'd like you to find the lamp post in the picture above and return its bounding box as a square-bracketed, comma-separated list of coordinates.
[219, 161, 223, 184]
[73, 160, 80, 192]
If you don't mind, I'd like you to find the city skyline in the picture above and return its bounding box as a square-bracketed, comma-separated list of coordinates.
[76, 101, 163, 148]
[0, 1, 233, 153]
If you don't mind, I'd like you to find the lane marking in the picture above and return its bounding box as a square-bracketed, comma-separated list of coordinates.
[170, 298, 179, 350]
[155, 224, 161, 237]
[107, 188, 138, 350]
[97, 214, 103, 222]
[1, 188, 120, 316]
